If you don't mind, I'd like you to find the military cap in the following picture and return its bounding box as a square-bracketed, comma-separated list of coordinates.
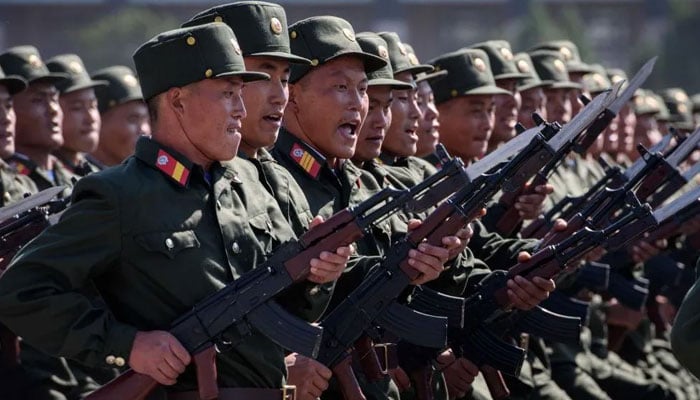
[133, 23, 269, 100]
[402, 42, 447, 84]
[528, 50, 581, 90]
[182, 1, 310, 65]
[0, 66, 27, 95]
[471, 40, 527, 81]
[649, 91, 671, 122]
[0, 45, 68, 85]
[356, 33, 412, 89]
[582, 64, 612, 95]
[512, 52, 550, 92]
[692, 93, 700, 113]
[287, 16, 386, 83]
[377, 32, 433, 77]
[659, 87, 695, 129]
[529, 40, 593, 74]
[46, 54, 107, 94]
[91, 65, 144, 113]
[632, 89, 662, 116]
[428, 48, 510, 105]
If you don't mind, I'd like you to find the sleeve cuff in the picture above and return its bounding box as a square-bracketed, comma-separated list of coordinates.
[102, 322, 138, 368]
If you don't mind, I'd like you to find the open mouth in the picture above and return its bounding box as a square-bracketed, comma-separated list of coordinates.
[263, 113, 283, 125]
[337, 122, 359, 139]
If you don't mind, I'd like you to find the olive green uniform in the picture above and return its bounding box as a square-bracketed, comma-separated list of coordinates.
[7, 154, 77, 196]
[0, 160, 38, 206]
[0, 137, 307, 393]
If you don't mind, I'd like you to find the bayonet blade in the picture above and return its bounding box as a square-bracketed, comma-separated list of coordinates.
[683, 161, 700, 182]
[0, 186, 66, 222]
[664, 127, 700, 168]
[463, 125, 542, 180]
[546, 86, 619, 151]
[608, 57, 657, 115]
[652, 184, 700, 225]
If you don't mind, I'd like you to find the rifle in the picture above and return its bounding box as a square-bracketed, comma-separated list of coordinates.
[494, 58, 657, 237]
[0, 187, 68, 370]
[85, 160, 469, 400]
[491, 82, 623, 236]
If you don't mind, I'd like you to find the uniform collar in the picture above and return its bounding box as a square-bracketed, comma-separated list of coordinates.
[276, 128, 327, 180]
[423, 152, 444, 170]
[134, 137, 195, 187]
[7, 153, 38, 176]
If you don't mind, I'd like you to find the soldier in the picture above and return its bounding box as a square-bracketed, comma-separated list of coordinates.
[0, 65, 37, 206]
[46, 54, 106, 177]
[632, 89, 664, 155]
[528, 50, 580, 125]
[671, 258, 700, 380]
[181, 4, 353, 399]
[88, 65, 150, 169]
[471, 40, 527, 152]
[692, 93, 700, 127]
[0, 46, 75, 193]
[512, 52, 548, 130]
[0, 22, 350, 399]
[659, 88, 696, 134]
[606, 68, 637, 165]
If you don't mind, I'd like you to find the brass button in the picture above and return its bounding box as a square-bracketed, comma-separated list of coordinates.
[205, 69, 213, 78]
[232, 242, 241, 254]
[165, 238, 174, 250]
[290, 31, 297, 39]
[114, 357, 126, 367]
[214, 16, 223, 23]
[310, 59, 319, 66]
[105, 355, 116, 365]
[186, 36, 196, 46]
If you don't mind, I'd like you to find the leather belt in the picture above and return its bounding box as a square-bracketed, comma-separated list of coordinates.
[168, 386, 296, 400]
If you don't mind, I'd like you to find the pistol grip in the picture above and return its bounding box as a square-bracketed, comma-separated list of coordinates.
[83, 369, 158, 400]
[332, 356, 366, 400]
[481, 365, 510, 400]
[194, 346, 218, 400]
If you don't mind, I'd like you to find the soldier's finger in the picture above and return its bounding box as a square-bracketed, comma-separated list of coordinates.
[156, 363, 180, 383]
[531, 276, 556, 292]
[460, 357, 479, 376]
[408, 251, 444, 274]
[517, 194, 545, 205]
[168, 338, 192, 365]
[163, 351, 187, 374]
[515, 275, 550, 301]
[417, 243, 450, 261]
[315, 362, 333, 380]
[333, 245, 354, 258]
[534, 184, 554, 194]
[441, 235, 462, 250]
[311, 375, 329, 392]
[151, 367, 177, 386]
[507, 280, 538, 309]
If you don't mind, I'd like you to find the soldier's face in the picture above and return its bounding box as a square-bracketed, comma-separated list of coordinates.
[287, 56, 368, 161]
[241, 56, 289, 155]
[12, 81, 63, 151]
[618, 103, 637, 155]
[492, 78, 520, 147]
[437, 94, 495, 160]
[99, 100, 150, 165]
[518, 87, 546, 129]
[634, 114, 661, 155]
[568, 72, 588, 116]
[0, 85, 16, 159]
[178, 77, 245, 164]
[354, 85, 392, 162]
[544, 88, 572, 124]
[416, 80, 439, 157]
[384, 72, 420, 158]
[59, 88, 101, 154]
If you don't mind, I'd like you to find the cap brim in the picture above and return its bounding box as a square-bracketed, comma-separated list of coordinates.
[29, 72, 69, 85]
[328, 51, 387, 74]
[368, 78, 414, 89]
[495, 72, 529, 80]
[0, 76, 27, 95]
[463, 85, 511, 96]
[567, 62, 595, 74]
[549, 81, 582, 90]
[395, 64, 434, 76]
[517, 80, 551, 92]
[63, 80, 109, 94]
[248, 51, 312, 65]
[416, 69, 447, 84]
[217, 70, 270, 82]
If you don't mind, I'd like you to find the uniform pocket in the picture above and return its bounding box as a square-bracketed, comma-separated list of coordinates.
[134, 230, 200, 259]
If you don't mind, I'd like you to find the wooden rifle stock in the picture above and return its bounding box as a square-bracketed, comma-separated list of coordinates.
[354, 336, 384, 382]
[410, 367, 434, 400]
[481, 365, 510, 400]
[495, 174, 548, 237]
[333, 356, 366, 400]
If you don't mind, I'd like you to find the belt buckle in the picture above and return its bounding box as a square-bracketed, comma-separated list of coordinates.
[282, 385, 296, 400]
[374, 343, 390, 374]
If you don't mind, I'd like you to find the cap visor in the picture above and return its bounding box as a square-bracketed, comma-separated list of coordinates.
[0, 76, 27, 95]
[63, 80, 109, 94]
[395, 64, 434, 76]
[217, 70, 270, 82]
[368, 78, 413, 89]
[495, 72, 529, 80]
[517, 81, 550, 92]
[549, 81, 582, 90]
[567, 62, 595, 74]
[29, 72, 69, 85]
[248, 51, 313, 65]
[416, 69, 448, 84]
[464, 85, 512, 96]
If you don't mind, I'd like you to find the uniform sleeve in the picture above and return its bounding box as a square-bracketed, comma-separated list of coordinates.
[0, 175, 138, 368]
[671, 272, 700, 379]
[469, 219, 537, 270]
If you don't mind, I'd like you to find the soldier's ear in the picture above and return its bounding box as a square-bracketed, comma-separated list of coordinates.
[166, 87, 185, 116]
[287, 83, 299, 113]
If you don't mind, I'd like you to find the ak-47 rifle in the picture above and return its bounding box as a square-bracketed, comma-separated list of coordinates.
[521, 126, 678, 240]
[85, 159, 469, 400]
[0, 186, 68, 369]
[493, 58, 657, 237]
[312, 117, 570, 400]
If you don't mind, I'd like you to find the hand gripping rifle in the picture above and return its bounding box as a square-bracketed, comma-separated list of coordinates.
[85, 160, 469, 400]
[0, 186, 68, 370]
[494, 58, 657, 237]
